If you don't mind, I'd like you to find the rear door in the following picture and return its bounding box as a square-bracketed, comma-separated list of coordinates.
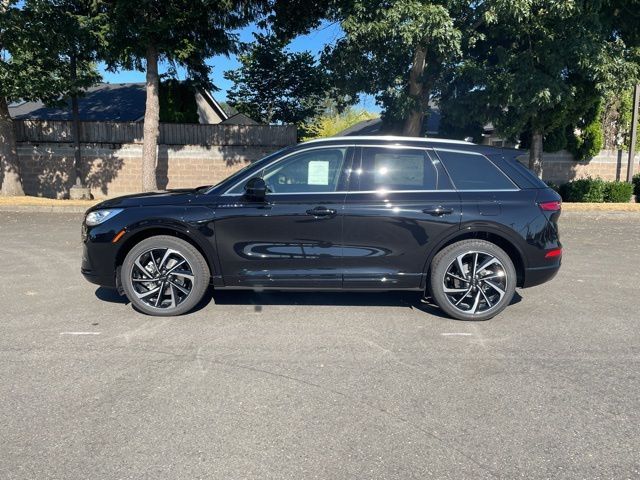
[341, 145, 461, 290]
[433, 148, 522, 222]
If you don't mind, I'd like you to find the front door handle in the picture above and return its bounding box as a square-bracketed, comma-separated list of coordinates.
[423, 206, 454, 217]
[306, 206, 337, 217]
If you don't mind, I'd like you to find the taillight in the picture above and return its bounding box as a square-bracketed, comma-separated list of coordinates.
[538, 201, 562, 211]
[545, 248, 563, 259]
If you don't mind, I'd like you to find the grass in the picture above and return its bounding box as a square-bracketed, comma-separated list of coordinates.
[0, 196, 98, 207]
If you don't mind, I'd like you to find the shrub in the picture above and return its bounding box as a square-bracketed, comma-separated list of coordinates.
[633, 173, 640, 198]
[558, 177, 605, 202]
[603, 181, 634, 203]
[545, 181, 561, 193]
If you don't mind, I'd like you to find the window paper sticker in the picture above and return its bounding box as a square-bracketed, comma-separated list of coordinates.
[308, 161, 330, 185]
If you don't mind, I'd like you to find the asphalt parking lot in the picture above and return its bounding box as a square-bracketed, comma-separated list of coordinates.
[0, 211, 639, 479]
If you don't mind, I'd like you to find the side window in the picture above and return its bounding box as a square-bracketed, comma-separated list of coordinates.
[436, 150, 516, 190]
[357, 147, 437, 191]
[228, 148, 348, 194]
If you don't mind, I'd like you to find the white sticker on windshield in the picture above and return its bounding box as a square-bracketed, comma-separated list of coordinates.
[308, 161, 330, 185]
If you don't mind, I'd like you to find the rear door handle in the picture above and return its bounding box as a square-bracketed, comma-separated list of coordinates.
[423, 206, 454, 216]
[306, 206, 337, 217]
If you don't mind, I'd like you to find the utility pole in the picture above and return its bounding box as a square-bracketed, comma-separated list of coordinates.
[627, 83, 639, 182]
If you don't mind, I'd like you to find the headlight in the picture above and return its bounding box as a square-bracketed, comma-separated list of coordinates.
[85, 209, 124, 226]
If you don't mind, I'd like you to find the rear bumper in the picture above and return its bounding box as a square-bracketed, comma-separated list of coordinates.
[522, 262, 561, 288]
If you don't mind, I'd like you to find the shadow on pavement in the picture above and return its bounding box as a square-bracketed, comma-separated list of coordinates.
[96, 286, 522, 320]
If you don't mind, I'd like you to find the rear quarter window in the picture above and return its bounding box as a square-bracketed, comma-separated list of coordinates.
[436, 149, 516, 191]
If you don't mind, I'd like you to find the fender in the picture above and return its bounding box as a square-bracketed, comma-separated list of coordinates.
[419, 220, 529, 289]
[114, 212, 222, 284]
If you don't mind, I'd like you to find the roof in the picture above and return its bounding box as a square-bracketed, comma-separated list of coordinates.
[220, 113, 260, 125]
[9, 82, 232, 123]
[198, 90, 228, 122]
[9, 83, 147, 122]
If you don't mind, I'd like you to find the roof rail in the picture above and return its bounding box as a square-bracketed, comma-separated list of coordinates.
[301, 135, 474, 145]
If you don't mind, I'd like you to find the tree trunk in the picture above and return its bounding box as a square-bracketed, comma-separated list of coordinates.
[141, 44, 160, 191]
[0, 96, 25, 196]
[70, 54, 84, 188]
[402, 47, 427, 137]
[530, 129, 544, 179]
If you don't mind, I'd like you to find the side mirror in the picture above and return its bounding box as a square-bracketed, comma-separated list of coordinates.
[244, 177, 268, 201]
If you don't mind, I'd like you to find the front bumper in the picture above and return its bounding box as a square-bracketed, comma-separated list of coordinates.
[81, 232, 119, 288]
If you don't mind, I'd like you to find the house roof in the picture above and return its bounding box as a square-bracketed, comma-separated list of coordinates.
[220, 113, 260, 125]
[9, 83, 147, 122]
[198, 89, 229, 122]
[9, 82, 233, 123]
[336, 109, 442, 137]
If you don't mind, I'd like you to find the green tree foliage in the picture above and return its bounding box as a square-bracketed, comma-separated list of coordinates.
[225, 33, 328, 136]
[1, 0, 102, 196]
[159, 80, 199, 124]
[102, 0, 266, 191]
[303, 107, 378, 140]
[324, 0, 480, 136]
[440, 1, 612, 177]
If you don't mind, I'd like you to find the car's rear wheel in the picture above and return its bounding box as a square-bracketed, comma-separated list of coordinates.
[121, 235, 210, 316]
[429, 239, 516, 321]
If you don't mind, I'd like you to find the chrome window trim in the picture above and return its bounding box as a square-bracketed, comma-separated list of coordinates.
[221, 143, 521, 196]
[433, 148, 520, 190]
[220, 188, 518, 197]
[222, 144, 355, 196]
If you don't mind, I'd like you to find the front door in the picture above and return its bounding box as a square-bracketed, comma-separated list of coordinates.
[213, 146, 354, 288]
[342, 146, 461, 289]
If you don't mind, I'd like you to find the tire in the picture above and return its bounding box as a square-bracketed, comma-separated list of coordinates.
[121, 235, 210, 316]
[429, 239, 516, 321]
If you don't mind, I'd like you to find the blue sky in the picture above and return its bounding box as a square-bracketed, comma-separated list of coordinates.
[99, 22, 381, 112]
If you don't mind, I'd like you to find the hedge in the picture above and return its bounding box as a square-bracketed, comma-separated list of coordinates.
[557, 177, 635, 203]
[633, 173, 640, 197]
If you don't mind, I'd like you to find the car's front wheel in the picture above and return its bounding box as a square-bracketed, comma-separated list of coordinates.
[121, 235, 210, 316]
[429, 239, 516, 321]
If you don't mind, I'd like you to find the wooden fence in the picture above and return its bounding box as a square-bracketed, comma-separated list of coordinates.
[14, 120, 297, 146]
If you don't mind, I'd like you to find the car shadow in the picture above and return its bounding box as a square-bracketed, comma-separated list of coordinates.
[96, 286, 523, 320]
[95, 287, 128, 304]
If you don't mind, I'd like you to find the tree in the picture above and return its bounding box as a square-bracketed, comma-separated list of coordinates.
[440, 1, 614, 176]
[303, 106, 378, 140]
[0, 0, 100, 196]
[225, 33, 328, 136]
[103, 0, 266, 191]
[323, 1, 492, 136]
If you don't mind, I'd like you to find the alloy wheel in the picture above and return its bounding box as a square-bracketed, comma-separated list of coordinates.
[130, 248, 195, 310]
[442, 250, 508, 315]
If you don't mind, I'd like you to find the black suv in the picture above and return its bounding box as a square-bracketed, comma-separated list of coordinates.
[82, 136, 562, 320]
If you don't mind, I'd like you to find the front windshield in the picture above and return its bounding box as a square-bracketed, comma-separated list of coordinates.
[204, 146, 292, 194]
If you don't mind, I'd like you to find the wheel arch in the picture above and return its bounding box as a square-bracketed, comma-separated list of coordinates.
[423, 225, 527, 289]
[115, 226, 216, 278]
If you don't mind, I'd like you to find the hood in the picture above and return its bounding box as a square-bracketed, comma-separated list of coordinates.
[91, 189, 200, 210]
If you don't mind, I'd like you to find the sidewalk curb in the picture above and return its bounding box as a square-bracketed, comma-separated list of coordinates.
[0, 205, 90, 214]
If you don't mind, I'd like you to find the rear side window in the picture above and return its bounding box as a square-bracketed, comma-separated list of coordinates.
[357, 147, 437, 191]
[436, 150, 516, 190]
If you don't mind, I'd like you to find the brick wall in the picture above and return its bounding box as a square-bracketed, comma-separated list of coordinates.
[17, 143, 282, 199]
[16, 141, 640, 199]
[516, 149, 640, 184]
